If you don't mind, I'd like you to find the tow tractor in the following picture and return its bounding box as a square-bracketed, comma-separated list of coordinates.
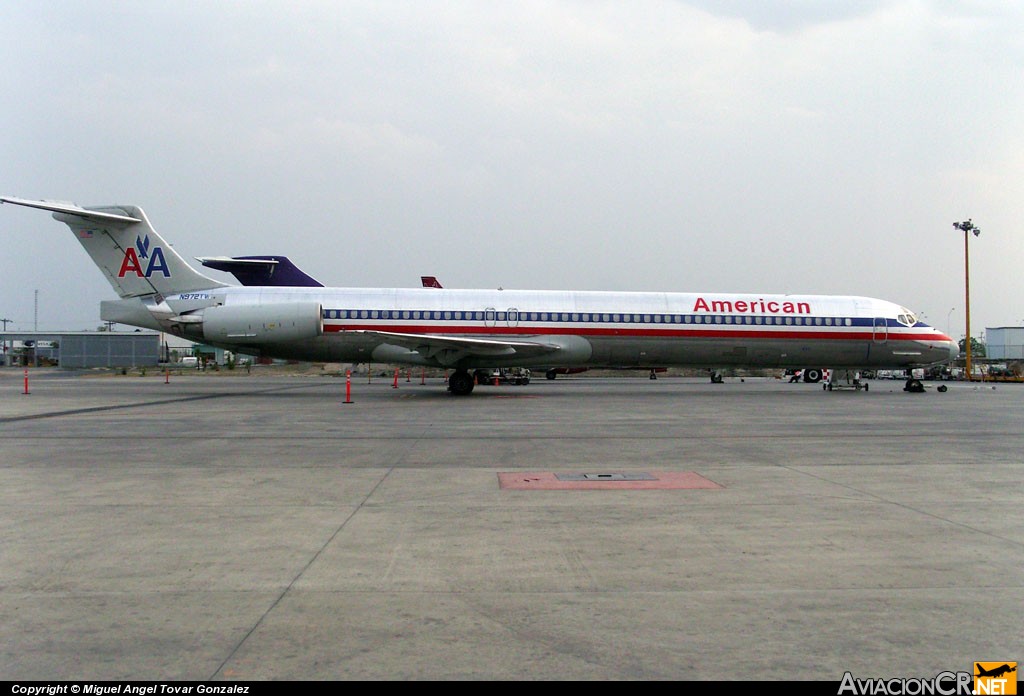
[900, 368, 948, 393]
[472, 367, 531, 386]
[784, 368, 825, 383]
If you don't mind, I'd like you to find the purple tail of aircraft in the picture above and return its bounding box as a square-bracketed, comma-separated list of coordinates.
[197, 255, 324, 287]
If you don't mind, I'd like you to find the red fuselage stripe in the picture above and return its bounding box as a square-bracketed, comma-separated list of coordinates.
[322, 323, 950, 343]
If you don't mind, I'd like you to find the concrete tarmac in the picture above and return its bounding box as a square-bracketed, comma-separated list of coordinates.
[1, 369, 1021, 681]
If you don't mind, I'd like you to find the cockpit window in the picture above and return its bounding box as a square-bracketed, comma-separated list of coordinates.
[896, 310, 917, 327]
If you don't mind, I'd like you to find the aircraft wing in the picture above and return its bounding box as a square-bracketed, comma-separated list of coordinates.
[351, 330, 563, 361]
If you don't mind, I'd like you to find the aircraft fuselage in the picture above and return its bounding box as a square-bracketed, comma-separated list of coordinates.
[133, 286, 957, 370]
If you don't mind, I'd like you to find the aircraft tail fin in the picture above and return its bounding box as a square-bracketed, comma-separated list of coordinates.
[2, 197, 227, 299]
[197, 255, 324, 287]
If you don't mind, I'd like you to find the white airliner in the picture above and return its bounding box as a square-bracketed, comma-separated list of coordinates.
[1, 196, 958, 395]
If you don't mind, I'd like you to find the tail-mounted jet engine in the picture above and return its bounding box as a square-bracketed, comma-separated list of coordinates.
[173, 302, 323, 344]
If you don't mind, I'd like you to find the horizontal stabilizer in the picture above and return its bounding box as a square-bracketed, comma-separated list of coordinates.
[1, 196, 141, 224]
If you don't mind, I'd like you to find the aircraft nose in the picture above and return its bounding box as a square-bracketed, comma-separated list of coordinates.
[948, 339, 960, 362]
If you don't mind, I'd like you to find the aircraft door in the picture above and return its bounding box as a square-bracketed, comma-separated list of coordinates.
[506, 308, 519, 327]
[484, 308, 496, 328]
[873, 317, 888, 343]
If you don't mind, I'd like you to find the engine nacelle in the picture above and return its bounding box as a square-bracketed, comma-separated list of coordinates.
[200, 302, 323, 344]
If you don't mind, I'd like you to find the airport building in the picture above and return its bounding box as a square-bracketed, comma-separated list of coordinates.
[0, 331, 161, 368]
[985, 326, 1024, 360]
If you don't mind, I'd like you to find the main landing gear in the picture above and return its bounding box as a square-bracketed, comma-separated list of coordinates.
[448, 369, 475, 396]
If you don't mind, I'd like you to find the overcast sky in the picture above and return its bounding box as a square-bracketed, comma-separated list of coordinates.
[2, 1, 1021, 340]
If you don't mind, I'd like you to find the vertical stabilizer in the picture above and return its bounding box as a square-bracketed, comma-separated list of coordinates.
[2, 197, 227, 298]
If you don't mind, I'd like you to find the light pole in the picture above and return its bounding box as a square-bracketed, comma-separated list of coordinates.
[0, 317, 9, 366]
[953, 219, 981, 380]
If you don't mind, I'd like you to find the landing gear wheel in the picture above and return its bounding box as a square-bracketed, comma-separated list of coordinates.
[448, 369, 475, 396]
[546, 369, 558, 380]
